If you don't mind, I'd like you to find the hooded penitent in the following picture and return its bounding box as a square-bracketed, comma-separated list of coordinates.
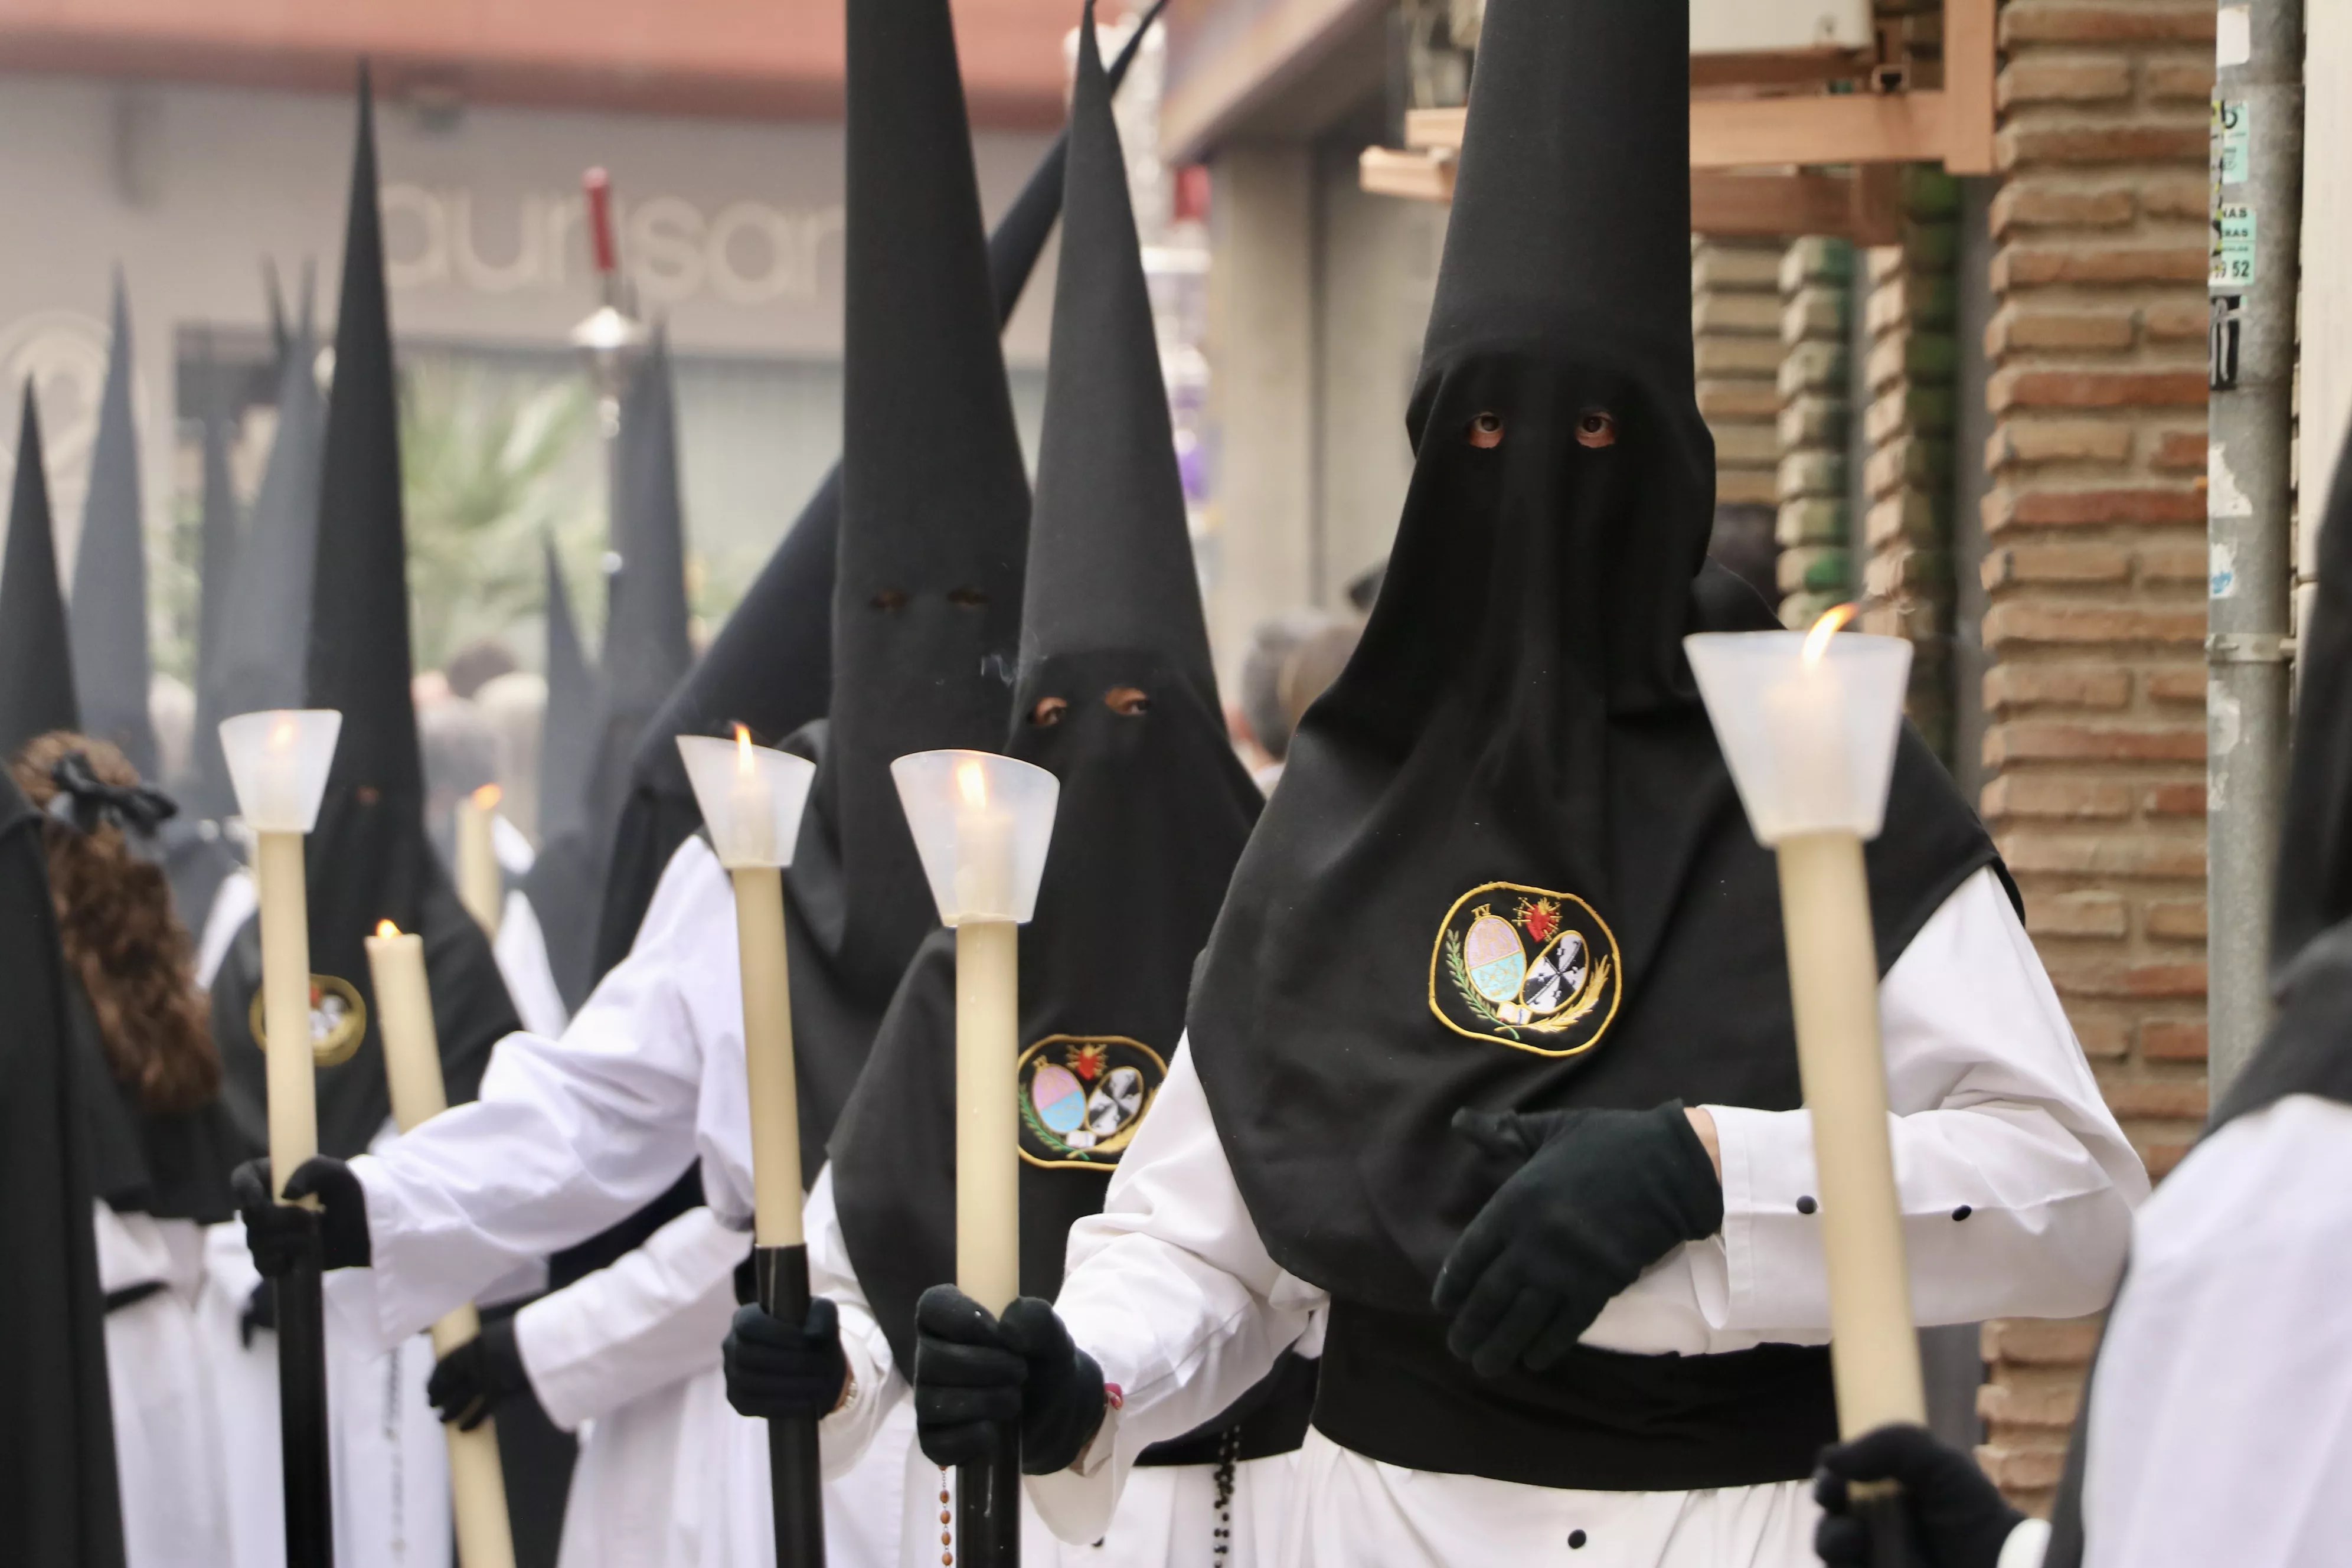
[730, 0, 1031, 1191]
[585, 0, 1171, 989]
[211, 71, 521, 1161]
[186, 337, 243, 815]
[69, 277, 159, 782]
[1183, 0, 2001, 1489]
[1, 394, 80, 762]
[519, 538, 607, 1011]
[830, 18, 1293, 1450]
[0, 767, 127, 1568]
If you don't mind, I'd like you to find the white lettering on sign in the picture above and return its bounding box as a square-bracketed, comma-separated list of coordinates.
[381, 183, 845, 307]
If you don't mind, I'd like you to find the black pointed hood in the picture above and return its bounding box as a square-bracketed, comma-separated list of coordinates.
[1182, 0, 1999, 1378]
[187, 336, 243, 815]
[215, 293, 326, 721]
[1, 393, 80, 762]
[584, 4, 1168, 991]
[0, 768, 128, 1568]
[520, 538, 608, 1013]
[539, 540, 600, 844]
[212, 70, 518, 1160]
[68, 277, 158, 779]
[731, 0, 1031, 1181]
[834, 9, 1269, 1389]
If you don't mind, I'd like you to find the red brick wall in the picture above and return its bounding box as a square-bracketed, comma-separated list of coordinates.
[1972, 0, 2214, 1513]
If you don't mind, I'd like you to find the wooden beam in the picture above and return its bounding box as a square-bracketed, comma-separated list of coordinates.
[1407, 90, 1956, 171]
[1941, 0, 2000, 175]
[1361, 153, 1903, 246]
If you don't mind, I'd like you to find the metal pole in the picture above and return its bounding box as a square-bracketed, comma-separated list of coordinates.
[2206, 0, 2303, 1100]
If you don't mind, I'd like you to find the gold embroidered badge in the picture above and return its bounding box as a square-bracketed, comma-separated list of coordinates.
[1016, 1035, 1168, 1170]
[1429, 883, 1621, 1056]
[247, 974, 369, 1067]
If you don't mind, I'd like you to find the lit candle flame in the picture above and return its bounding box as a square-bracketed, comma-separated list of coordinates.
[375, 919, 401, 939]
[471, 783, 502, 810]
[956, 757, 989, 811]
[270, 714, 299, 753]
[1802, 602, 1859, 666]
[734, 722, 756, 776]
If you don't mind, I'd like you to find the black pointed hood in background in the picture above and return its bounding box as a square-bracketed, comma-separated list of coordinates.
[834, 10, 1268, 1389]
[1183, 0, 1997, 1390]
[212, 71, 518, 1160]
[187, 336, 243, 814]
[214, 291, 326, 721]
[0, 770, 128, 1568]
[520, 538, 608, 1012]
[68, 279, 158, 780]
[583, 5, 1168, 989]
[590, 334, 694, 816]
[1, 394, 81, 762]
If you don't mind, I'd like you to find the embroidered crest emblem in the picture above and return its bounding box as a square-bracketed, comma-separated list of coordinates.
[1430, 883, 1621, 1056]
[1017, 1035, 1168, 1170]
[248, 974, 369, 1067]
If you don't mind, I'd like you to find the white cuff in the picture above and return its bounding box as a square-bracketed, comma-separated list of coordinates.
[1998, 1516, 2051, 1568]
[1025, 1404, 1121, 1545]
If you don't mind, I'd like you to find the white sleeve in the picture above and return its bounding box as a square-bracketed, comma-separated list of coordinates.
[804, 1165, 910, 1481]
[2080, 1096, 2352, 1568]
[1687, 865, 2148, 1333]
[1030, 1042, 1325, 1544]
[331, 839, 739, 1350]
[492, 890, 569, 1039]
[512, 1206, 749, 1433]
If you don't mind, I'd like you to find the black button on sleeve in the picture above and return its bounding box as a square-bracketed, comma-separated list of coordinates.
[1951, 1204, 1972, 1221]
[1567, 1530, 1587, 1549]
[1795, 1195, 1817, 1215]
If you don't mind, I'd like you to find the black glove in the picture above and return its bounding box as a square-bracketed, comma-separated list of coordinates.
[239, 1279, 275, 1348]
[724, 1298, 850, 1422]
[1814, 1424, 2025, 1568]
[233, 1157, 372, 1275]
[426, 1316, 530, 1432]
[1432, 1102, 1722, 1377]
[913, 1286, 1105, 1475]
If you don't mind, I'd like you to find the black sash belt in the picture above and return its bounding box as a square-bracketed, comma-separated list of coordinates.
[104, 1280, 169, 1315]
[1312, 1300, 1835, 1492]
[1134, 1348, 1319, 1468]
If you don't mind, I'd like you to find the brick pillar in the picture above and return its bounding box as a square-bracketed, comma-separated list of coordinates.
[1972, 0, 2215, 1516]
[1777, 238, 1856, 626]
[1696, 237, 1795, 602]
[1860, 168, 1964, 761]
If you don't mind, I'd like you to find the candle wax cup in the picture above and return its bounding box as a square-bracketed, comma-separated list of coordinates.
[952, 808, 1015, 920]
[728, 774, 776, 865]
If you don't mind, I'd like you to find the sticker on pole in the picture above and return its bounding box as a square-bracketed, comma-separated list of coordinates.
[2213, 100, 2250, 186]
[2211, 205, 2255, 288]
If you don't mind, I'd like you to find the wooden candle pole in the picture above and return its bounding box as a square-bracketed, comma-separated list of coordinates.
[1774, 833, 1927, 1435]
[954, 917, 1023, 1568]
[730, 864, 826, 1568]
[366, 925, 518, 1568]
[256, 829, 333, 1568]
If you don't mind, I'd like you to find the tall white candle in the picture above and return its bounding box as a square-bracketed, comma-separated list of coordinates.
[365, 923, 519, 1568]
[256, 831, 316, 1198]
[734, 865, 803, 1249]
[955, 919, 1021, 1315]
[455, 785, 504, 939]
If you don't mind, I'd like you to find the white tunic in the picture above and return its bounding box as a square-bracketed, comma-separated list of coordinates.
[1031, 867, 2146, 1568]
[2062, 1093, 2352, 1568]
[97, 1206, 233, 1568]
[324, 837, 905, 1567]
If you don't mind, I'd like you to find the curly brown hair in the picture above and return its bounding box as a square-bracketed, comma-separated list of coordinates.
[11, 731, 221, 1114]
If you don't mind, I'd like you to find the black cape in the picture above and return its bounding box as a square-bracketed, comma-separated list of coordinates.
[1182, 0, 2000, 1490]
[0, 772, 128, 1568]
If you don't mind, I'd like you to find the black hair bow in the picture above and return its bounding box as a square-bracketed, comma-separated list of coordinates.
[45, 751, 179, 839]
